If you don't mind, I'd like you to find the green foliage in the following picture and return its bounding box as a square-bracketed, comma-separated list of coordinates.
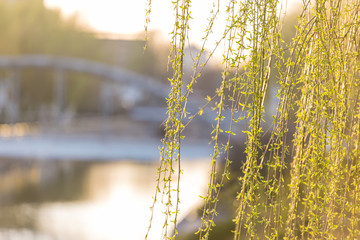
[145, 0, 360, 239]
[0, 0, 100, 58]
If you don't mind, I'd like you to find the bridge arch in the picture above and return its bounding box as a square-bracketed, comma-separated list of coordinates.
[0, 54, 170, 98]
[0, 54, 173, 126]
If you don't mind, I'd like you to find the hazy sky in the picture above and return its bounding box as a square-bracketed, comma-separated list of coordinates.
[45, 0, 149, 35]
[44, 0, 229, 46]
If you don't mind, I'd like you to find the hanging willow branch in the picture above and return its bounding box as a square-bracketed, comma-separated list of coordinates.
[145, 0, 360, 239]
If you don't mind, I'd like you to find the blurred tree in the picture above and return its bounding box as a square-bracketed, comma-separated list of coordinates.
[0, 0, 101, 58]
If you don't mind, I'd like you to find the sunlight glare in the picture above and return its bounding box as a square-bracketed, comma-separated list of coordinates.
[45, 0, 147, 35]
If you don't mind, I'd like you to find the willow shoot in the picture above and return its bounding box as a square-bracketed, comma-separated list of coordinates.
[145, 0, 360, 239]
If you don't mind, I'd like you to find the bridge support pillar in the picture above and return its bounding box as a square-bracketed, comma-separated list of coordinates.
[100, 82, 114, 116]
[53, 69, 66, 123]
[100, 82, 115, 134]
[6, 70, 20, 124]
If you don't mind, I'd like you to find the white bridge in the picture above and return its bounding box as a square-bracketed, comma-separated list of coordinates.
[0, 55, 214, 161]
[0, 54, 170, 123]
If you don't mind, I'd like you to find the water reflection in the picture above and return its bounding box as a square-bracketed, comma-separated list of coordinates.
[0, 158, 210, 240]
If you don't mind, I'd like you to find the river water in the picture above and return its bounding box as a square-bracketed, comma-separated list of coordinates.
[0, 153, 212, 240]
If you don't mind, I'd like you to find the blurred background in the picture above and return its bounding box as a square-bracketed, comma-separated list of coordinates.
[0, 0, 224, 239]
